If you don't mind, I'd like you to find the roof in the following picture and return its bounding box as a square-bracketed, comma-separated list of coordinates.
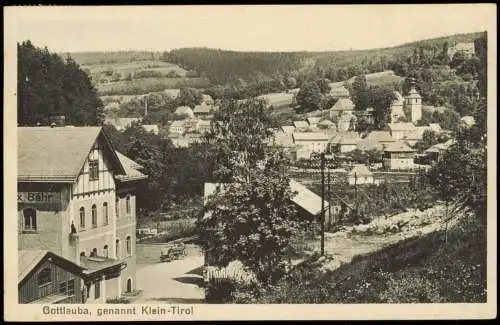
[364, 131, 395, 143]
[142, 124, 159, 134]
[331, 131, 360, 145]
[80, 256, 124, 275]
[272, 132, 295, 147]
[281, 125, 296, 133]
[205, 181, 328, 217]
[115, 151, 147, 182]
[349, 164, 373, 177]
[174, 106, 194, 116]
[170, 120, 185, 128]
[330, 98, 355, 112]
[19, 250, 86, 284]
[328, 85, 350, 97]
[388, 122, 417, 132]
[317, 119, 335, 127]
[460, 115, 476, 127]
[193, 103, 214, 114]
[293, 121, 309, 129]
[384, 141, 415, 152]
[293, 132, 330, 141]
[289, 179, 329, 216]
[198, 120, 211, 127]
[164, 88, 181, 97]
[202, 94, 214, 103]
[356, 139, 384, 151]
[306, 117, 321, 125]
[18, 127, 125, 182]
[406, 87, 422, 99]
[428, 123, 442, 132]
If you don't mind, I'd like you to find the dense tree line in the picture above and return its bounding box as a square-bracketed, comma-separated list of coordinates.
[162, 48, 304, 85]
[18, 40, 104, 126]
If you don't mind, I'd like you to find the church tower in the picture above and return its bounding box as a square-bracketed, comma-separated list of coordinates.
[405, 80, 422, 123]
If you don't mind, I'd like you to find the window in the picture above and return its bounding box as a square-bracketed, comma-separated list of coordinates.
[80, 252, 86, 257]
[126, 195, 131, 215]
[58, 281, 67, 294]
[91, 248, 98, 257]
[126, 236, 132, 256]
[94, 280, 101, 299]
[103, 203, 109, 225]
[37, 268, 51, 286]
[91, 204, 97, 227]
[79, 207, 85, 229]
[103, 245, 109, 258]
[68, 279, 75, 295]
[116, 239, 120, 259]
[23, 208, 37, 231]
[89, 160, 99, 180]
[115, 198, 120, 219]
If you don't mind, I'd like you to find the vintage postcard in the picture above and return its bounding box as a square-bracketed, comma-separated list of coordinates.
[3, 4, 497, 321]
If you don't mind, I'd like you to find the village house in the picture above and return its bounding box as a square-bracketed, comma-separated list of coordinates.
[268, 131, 296, 161]
[448, 42, 475, 59]
[329, 131, 360, 153]
[17, 126, 147, 303]
[348, 164, 374, 185]
[383, 141, 416, 170]
[363, 131, 395, 147]
[424, 139, 456, 162]
[388, 122, 417, 140]
[174, 106, 195, 119]
[193, 103, 215, 120]
[18, 250, 86, 304]
[329, 98, 355, 120]
[460, 115, 476, 128]
[197, 120, 212, 134]
[201, 94, 214, 105]
[168, 120, 186, 135]
[142, 124, 159, 135]
[337, 113, 355, 132]
[293, 132, 330, 160]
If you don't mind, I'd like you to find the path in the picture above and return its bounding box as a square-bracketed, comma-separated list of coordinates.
[134, 245, 205, 304]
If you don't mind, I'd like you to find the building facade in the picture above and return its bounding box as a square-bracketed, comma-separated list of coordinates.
[18, 126, 147, 303]
[383, 142, 416, 170]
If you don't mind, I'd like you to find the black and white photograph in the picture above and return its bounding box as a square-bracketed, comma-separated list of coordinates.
[4, 4, 496, 321]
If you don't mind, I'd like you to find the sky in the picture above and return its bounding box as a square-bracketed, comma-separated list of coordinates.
[8, 4, 495, 53]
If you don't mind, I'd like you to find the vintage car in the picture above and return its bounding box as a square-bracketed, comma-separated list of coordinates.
[160, 242, 186, 262]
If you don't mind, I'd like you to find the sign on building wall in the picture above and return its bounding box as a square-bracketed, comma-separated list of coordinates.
[17, 192, 61, 204]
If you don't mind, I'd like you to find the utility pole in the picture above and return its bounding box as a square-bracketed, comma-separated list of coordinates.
[354, 172, 358, 219]
[320, 152, 325, 256]
[327, 166, 331, 231]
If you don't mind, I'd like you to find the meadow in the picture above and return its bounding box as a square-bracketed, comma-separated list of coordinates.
[96, 77, 210, 96]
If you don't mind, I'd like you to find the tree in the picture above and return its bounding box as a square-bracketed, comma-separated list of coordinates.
[199, 98, 304, 283]
[295, 81, 322, 113]
[370, 87, 397, 129]
[351, 75, 371, 111]
[317, 78, 331, 94]
[17, 40, 104, 126]
[177, 87, 203, 108]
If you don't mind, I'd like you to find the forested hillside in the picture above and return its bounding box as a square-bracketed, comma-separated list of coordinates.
[18, 41, 104, 126]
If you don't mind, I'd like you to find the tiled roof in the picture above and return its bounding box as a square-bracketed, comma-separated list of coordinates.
[331, 131, 360, 145]
[293, 132, 330, 141]
[364, 131, 395, 143]
[193, 103, 214, 114]
[388, 123, 417, 132]
[115, 151, 147, 182]
[384, 141, 415, 152]
[293, 121, 309, 129]
[174, 106, 194, 116]
[18, 127, 125, 182]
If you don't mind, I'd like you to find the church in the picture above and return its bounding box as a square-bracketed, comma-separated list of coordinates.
[389, 84, 422, 124]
